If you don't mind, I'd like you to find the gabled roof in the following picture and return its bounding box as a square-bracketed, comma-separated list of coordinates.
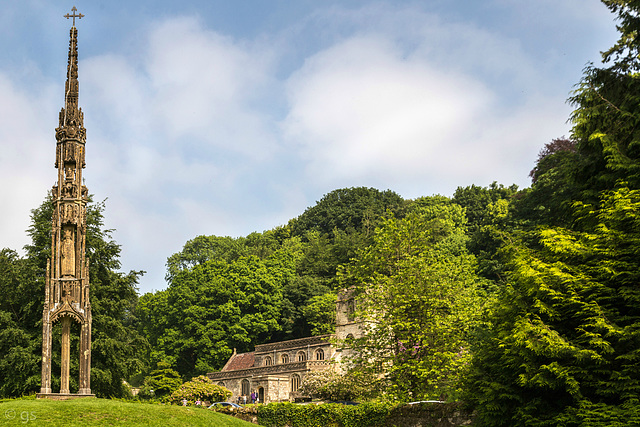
[221, 351, 255, 371]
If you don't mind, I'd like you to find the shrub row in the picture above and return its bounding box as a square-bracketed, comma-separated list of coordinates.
[249, 401, 474, 427]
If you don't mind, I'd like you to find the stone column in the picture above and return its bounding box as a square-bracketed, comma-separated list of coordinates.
[78, 320, 91, 394]
[40, 315, 52, 394]
[60, 316, 71, 394]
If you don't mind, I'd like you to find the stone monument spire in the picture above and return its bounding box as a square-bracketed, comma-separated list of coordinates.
[40, 7, 92, 397]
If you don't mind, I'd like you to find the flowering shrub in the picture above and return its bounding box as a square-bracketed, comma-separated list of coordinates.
[169, 375, 231, 405]
[300, 369, 382, 401]
[299, 370, 336, 398]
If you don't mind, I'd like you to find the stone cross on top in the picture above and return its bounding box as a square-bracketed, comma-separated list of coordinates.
[64, 6, 84, 26]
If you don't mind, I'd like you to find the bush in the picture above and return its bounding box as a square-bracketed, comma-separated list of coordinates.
[138, 361, 182, 399]
[301, 369, 383, 401]
[169, 375, 231, 405]
[300, 370, 336, 399]
[257, 402, 392, 427]
[255, 401, 474, 427]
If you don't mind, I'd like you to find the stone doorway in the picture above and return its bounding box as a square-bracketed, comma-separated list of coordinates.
[258, 387, 265, 404]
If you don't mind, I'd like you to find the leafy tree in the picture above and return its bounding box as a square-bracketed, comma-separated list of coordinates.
[0, 249, 41, 397]
[165, 228, 295, 284]
[466, 3, 640, 423]
[342, 197, 486, 401]
[169, 375, 231, 405]
[452, 182, 518, 231]
[290, 187, 406, 239]
[139, 360, 182, 399]
[165, 235, 248, 283]
[301, 292, 337, 336]
[600, 0, 640, 73]
[140, 248, 296, 379]
[528, 138, 578, 184]
[467, 187, 640, 425]
[453, 183, 518, 283]
[514, 138, 581, 228]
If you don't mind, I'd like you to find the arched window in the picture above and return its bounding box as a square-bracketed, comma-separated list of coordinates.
[264, 356, 273, 366]
[290, 374, 301, 392]
[297, 351, 306, 362]
[217, 381, 225, 387]
[315, 349, 324, 361]
[241, 379, 250, 396]
[281, 354, 289, 364]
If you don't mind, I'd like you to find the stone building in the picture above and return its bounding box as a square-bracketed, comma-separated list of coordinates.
[207, 288, 361, 403]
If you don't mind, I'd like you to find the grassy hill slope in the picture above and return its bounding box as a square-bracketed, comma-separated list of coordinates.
[0, 398, 253, 426]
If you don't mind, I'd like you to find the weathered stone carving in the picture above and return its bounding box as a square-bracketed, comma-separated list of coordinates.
[39, 9, 92, 398]
[61, 228, 75, 277]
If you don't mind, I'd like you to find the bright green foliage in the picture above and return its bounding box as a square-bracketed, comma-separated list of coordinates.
[290, 187, 406, 238]
[467, 187, 640, 425]
[301, 292, 337, 336]
[139, 248, 296, 378]
[165, 235, 249, 283]
[453, 183, 519, 282]
[342, 197, 486, 401]
[465, 6, 640, 421]
[153, 188, 407, 349]
[139, 360, 182, 398]
[169, 375, 231, 404]
[453, 182, 518, 231]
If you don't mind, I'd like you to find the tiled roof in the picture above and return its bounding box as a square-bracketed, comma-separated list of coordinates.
[222, 352, 255, 371]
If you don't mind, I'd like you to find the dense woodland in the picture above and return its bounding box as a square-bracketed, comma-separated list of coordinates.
[2, 1, 640, 425]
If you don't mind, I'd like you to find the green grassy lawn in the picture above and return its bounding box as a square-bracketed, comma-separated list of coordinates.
[0, 398, 254, 426]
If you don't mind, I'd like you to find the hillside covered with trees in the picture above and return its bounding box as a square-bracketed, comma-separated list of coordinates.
[1, 1, 639, 425]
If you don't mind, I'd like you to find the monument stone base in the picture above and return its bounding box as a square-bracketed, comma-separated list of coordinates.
[36, 393, 95, 400]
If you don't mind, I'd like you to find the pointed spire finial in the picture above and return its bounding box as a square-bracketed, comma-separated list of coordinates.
[56, 7, 86, 139]
[64, 6, 84, 27]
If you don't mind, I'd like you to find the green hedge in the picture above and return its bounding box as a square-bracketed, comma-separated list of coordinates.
[254, 401, 474, 427]
[257, 402, 393, 427]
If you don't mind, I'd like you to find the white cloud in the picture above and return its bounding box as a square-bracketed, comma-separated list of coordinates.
[280, 8, 572, 197]
[0, 73, 57, 254]
[282, 36, 494, 185]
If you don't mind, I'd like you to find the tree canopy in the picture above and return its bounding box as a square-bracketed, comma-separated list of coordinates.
[465, 2, 640, 424]
[342, 197, 487, 401]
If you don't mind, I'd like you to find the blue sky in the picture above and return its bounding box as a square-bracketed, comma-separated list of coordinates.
[0, 1, 619, 294]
